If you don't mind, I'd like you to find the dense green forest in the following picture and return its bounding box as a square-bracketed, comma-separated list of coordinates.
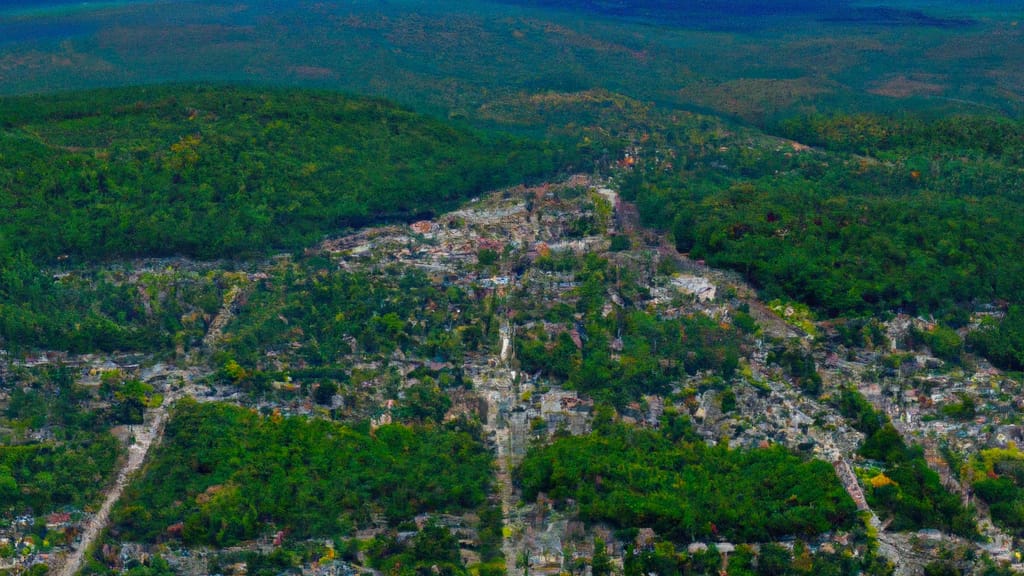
[622, 113, 1024, 321]
[0, 366, 122, 516]
[110, 400, 494, 545]
[3, 0, 1020, 127]
[0, 248, 228, 353]
[968, 306, 1024, 371]
[363, 521, 480, 576]
[0, 436, 118, 515]
[515, 418, 858, 542]
[0, 85, 565, 262]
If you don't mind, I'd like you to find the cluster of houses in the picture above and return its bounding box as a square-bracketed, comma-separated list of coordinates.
[0, 509, 83, 573]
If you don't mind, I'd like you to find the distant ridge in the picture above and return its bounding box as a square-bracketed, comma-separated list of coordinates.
[491, 0, 975, 30]
[822, 6, 975, 28]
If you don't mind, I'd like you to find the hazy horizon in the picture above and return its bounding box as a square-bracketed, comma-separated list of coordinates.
[1, 0, 1021, 121]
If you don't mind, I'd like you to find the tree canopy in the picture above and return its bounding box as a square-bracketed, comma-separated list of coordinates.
[0, 85, 565, 262]
[516, 421, 858, 543]
[111, 400, 494, 545]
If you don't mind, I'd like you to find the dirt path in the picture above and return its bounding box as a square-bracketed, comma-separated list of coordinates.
[201, 284, 244, 351]
[54, 385, 180, 576]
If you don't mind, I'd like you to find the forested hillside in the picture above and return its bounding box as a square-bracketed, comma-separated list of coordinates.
[622, 113, 1024, 321]
[0, 247, 230, 352]
[0, 86, 564, 261]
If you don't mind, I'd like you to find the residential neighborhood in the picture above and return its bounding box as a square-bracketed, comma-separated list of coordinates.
[1, 178, 1022, 576]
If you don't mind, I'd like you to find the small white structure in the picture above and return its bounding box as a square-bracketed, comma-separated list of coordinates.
[671, 274, 716, 302]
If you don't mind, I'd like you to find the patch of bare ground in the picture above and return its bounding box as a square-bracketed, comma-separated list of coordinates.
[868, 74, 947, 98]
[679, 77, 835, 122]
